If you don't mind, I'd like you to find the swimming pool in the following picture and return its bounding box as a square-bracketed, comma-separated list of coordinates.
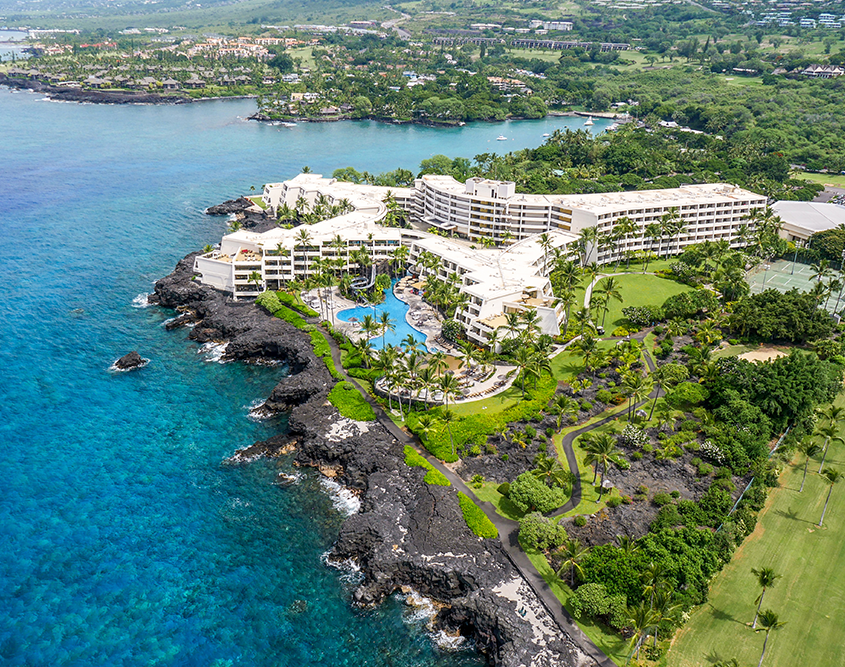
[337, 280, 429, 352]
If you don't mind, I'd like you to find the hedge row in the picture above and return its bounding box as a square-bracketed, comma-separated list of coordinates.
[403, 445, 451, 486]
[278, 291, 319, 317]
[327, 382, 376, 421]
[457, 492, 499, 539]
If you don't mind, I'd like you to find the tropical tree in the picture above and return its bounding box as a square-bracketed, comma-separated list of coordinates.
[799, 438, 821, 493]
[621, 371, 652, 420]
[379, 311, 395, 349]
[439, 408, 457, 458]
[551, 394, 579, 429]
[642, 561, 670, 608]
[438, 372, 461, 408]
[581, 432, 621, 490]
[538, 231, 554, 276]
[815, 422, 843, 473]
[294, 228, 313, 278]
[593, 276, 624, 328]
[248, 270, 263, 293]
[625, 602, 659, 664]
[554, 538, 590, 587]
[754, 610, 786, 667]
[532, 453, 574, 490]
[651, 590, 683, 647]
[818, 468, 842, 527]
[751, 567, 781, 629]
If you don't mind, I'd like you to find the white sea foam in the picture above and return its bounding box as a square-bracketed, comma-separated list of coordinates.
[399, 589, 437, 624]
[131, 293, 152, 308]
[321, 550, 364, 586]
[319, 477, 361, 516]
[246, 398, 270, 421]
[199, 342, 229, 363]
[430, 629, 468, 651]
[274, 470, 303, 486]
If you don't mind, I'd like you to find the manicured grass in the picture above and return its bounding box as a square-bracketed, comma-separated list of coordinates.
[554, 430, 623, 516]
[457, 491, 499, 538]
[471, 482, 524, 521]
[593, 274, 693, 330]
[666, 453, 845, 667]
[450, 384, 522, 417]
[712, 343, 757, 359]
[327, 382, 376, 422]
[289, 46, 316, 69]
[797, 171, 845, 188]
[403, 445, 451, 486]
[247, 195, 268, 210]
[524, 548, 630, 666]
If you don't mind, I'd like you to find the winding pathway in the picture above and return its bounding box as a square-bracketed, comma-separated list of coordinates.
[318, 323, 657, 667]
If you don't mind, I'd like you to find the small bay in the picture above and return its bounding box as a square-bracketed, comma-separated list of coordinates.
[0, 89, 609, 666]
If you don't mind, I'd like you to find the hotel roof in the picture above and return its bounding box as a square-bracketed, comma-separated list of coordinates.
[773, 201, 845, 234]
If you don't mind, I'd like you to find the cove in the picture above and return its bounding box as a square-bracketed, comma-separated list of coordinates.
[0, 89, 606, 666]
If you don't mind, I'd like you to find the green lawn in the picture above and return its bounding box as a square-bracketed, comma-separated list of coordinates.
[666, 452, 845, 667]
[450, 384, 522, 417]
[593, 273, 693, 330]
[472, 481, 524, 520]
[712, 343, 757, 359]
[524, 548, 630, 665]
[797, 172, 845, 188]
[247, 195, 268, 210]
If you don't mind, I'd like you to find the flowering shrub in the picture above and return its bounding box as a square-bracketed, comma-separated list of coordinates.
[700, 439, 727, 465]
[620, 424, 650, 449]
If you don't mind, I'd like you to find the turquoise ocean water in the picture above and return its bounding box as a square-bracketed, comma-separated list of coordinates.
[0, 88, 610, 666]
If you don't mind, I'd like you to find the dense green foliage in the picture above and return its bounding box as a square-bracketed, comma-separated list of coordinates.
[661, 290, 720, 321]
[509, 471, 570, 514]
[327, 382, 376, 421]
[457, 492, 499, 539]
[518, 511, 568, 550]
[728, 289, 835, 342]
[808, 227, 845, 263]
[277, 291, 319, 317]
[569, 583, 628, 630]
[403, 445, 451, 486]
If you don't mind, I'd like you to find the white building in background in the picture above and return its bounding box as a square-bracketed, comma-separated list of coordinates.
[414, 175, 766, 261]
[773, 201, 845, 243]
[193, 173, 765, 343]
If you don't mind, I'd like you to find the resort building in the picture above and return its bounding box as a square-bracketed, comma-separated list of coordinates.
[193, 173, 766, 345]
[773, 201, 845, 244]
[414, 176, 766, 262]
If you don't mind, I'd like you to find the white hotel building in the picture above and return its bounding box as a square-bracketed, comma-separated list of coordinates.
[193, 173, 765, 345]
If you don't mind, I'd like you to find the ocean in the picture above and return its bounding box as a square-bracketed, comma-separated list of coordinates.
[0, 88, 610, 666]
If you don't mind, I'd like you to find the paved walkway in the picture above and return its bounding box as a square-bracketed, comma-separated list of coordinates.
[316, 323, 662, 666]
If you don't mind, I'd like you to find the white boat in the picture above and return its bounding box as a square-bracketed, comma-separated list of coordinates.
[584, 116, 594, 126]
[496, 135, 507, 141]
[281, 121, 297, 127]
[542, 132, 550, 137]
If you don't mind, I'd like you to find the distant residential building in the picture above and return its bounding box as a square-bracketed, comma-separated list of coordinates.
[801, 64, 845, 78]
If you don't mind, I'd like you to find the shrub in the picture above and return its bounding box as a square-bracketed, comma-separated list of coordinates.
[606, 496, 622, 508]
[680, 419, 698, 433]
[470, 444, 482, 456]
[580, 401, 593, 411]
[545, 427, 555, 438]
[509, 471, 570, 514]
[518, 511, 567, 550]
[637, 485, 649, 495]
[277, 291, 319, 317]
[574, 515, 587, 527]
[501, 454, 509, 462]
[274, 304, 309, 329]
[457, 492, 498, 539]
[621, 495, 633, 505]
[524, 425, 537, 440]
[620, 424, 650, 448]
[328, 382, 376, 421]
[642, 443, 654, 453]
[403, 446, 451, 486]
[670, 490, 681, 498]
[622, 305, 664, 327]
[596, 389, 614, 404]
[666, 382, 709, 407]
[611, 326, 631, 337]
[662, 289, 719, 320]
[441, 318, 464, 342]
[697, 462, 714, 476]
[497, 482, 511, 497]
[255, 290, 282, 314]
[568, 583, 628, 629]
[652, 492, 674, 507]
[631, 451, 643, 461]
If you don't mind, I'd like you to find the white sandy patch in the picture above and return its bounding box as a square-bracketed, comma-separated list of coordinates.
[739, 347, 788, 363]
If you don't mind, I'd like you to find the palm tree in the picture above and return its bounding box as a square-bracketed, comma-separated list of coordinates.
[754, 610, 786, 667]
[554, 538, 590, 587]
[818, 468, 842, 527]
[613, 216, 637, 271]
[294, 228, 313, 278]
[355, 337, 374, 368]
[538, 231, 554, 276]
[625, 602, 659, 664]
[650, 589, 683, 648]
[593, 276, 623, 328]
[815, 422, 843, 473]
[438, 372, 461, 408]
[799, 438, 821, 493]
[513, 346, 535, 397]
[616, 535, 639, 555]
[621, 371, 652, 420]
[558, 287, 578, 339]
[378, 311, 395, 349]
[810, 259, 832, 284]
[551, 395, 579, 429]
[642, 561, 669, 608]
[532, 453, 573, 490]
[248, 270, 263, 294]
[581, 432, 620, 489]
[416, 414, 437, 441]
[428, 351, 449, 377]
[439, 408, 457, 458]
[751, 567, 781, 629]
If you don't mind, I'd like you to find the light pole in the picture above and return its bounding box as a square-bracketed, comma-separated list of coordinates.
[762, 262, 771, 289]
[791, 239, 803, 275]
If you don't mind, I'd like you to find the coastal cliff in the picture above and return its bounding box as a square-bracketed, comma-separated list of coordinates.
[153, 252, 594, 667]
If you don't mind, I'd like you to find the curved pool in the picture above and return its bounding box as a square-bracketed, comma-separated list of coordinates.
[338, 280, 429, 352]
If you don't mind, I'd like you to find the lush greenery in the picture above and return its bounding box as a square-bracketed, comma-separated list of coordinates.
[403, 445, 451, 486]
[327, 381, 376, 421]
[457, 491, 499, 539]
[729, 289, 836, 343]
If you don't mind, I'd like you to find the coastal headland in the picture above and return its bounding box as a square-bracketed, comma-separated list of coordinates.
[152, 250, 594, 667]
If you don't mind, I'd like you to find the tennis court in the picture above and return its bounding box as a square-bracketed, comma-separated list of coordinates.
[747, 259, 844, 313]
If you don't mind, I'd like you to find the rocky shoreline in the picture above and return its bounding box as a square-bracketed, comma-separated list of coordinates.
[151, 251, 594, 667]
